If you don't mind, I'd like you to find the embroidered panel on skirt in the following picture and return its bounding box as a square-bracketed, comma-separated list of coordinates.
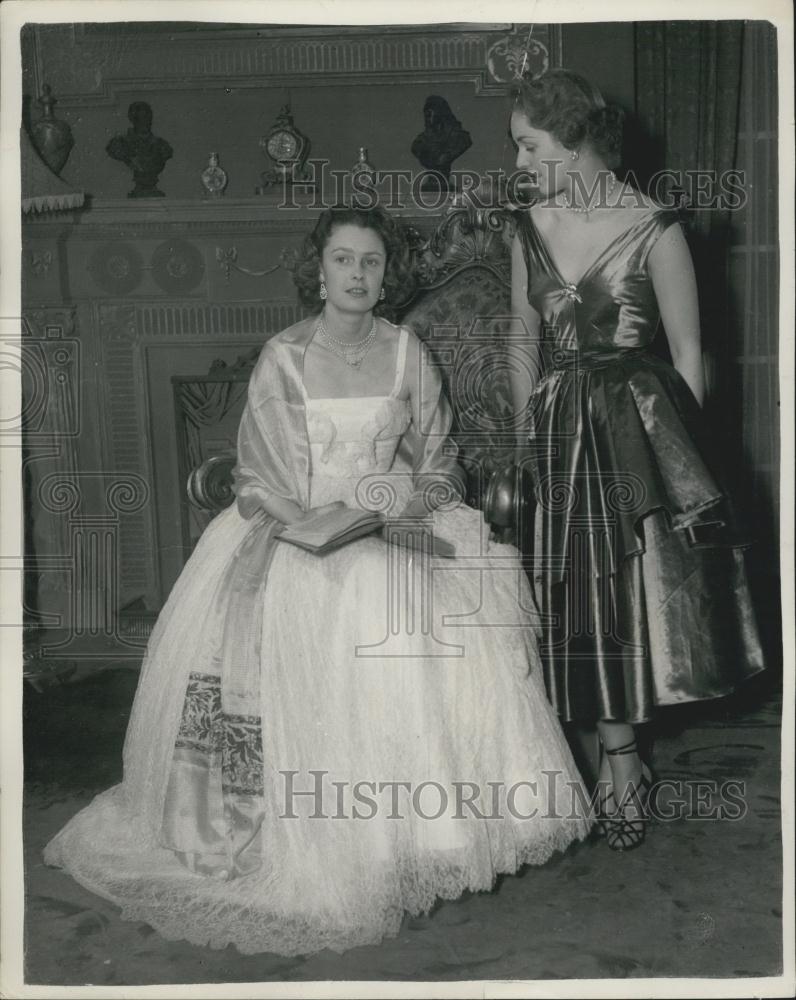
[163, 672, 266, 878]
[173, 672, 264, 796]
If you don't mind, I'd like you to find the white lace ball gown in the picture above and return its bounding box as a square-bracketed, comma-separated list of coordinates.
[44, 327, 591, 956]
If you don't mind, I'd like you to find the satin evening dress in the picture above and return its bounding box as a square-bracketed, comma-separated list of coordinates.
[516, 207, 764, 725]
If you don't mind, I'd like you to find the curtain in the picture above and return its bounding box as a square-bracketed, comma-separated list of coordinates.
[728, 23, 780, 658]
[634, 20, 780, 659]
[634, 20, 744, 407]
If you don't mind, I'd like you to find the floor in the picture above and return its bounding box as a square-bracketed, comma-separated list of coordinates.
[22, 666, 784, 987]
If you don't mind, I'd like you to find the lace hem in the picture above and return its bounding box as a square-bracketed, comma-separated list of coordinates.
[46, 823, 584, 956]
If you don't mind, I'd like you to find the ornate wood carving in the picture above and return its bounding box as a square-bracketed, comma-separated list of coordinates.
[19, 308, 81, 638]
[26, 249, 54, 276]
[216, 246, 285, 283]
[187, 454, 236, 513]
[407, 198, 515, 290]
[33, 23, 557, 105]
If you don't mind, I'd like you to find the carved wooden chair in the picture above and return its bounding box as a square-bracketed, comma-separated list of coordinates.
[180, 200, 521, 548]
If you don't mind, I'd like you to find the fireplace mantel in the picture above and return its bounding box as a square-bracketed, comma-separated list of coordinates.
[23, 196, 461, 307]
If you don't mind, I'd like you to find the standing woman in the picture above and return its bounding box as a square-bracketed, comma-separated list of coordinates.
[507, 70, 764, 851]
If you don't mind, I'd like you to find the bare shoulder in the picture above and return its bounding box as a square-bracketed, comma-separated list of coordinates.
[377, 316, 405, 340]
[527, 202, 555, 235]
[648, 220, 692, 271]
[618, 185, 660, 213]
[600, 188, 674, 240]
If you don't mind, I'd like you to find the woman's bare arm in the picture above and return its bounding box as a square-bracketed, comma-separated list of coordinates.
[648, 224, 705, 406]
[509, 231, 543, 461]
[248, 494, 344, 525]
[260, 495, 345, 525]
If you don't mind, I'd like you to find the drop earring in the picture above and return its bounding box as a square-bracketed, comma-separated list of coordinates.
[319, 280, 327, 301]
[379, 287, 386, 301]
[570, 149, 579, 161]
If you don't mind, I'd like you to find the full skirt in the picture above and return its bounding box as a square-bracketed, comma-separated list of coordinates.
[530, 351, 765, 724]
[45, 500, 591, 955]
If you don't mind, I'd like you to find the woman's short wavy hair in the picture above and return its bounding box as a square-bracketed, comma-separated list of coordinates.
[511, 69, 624, 169]
[292, 206, 416, 319]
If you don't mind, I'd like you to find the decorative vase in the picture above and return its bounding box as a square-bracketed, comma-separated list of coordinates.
[201, 152, 228, 197]
[351, 147, 377, 207]
[351, 147, 376, 183]
[30, 84, 74, 176]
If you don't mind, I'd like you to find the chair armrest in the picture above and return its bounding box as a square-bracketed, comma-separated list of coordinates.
[187, 454, 237, 514]
[483, 464, 535, 552]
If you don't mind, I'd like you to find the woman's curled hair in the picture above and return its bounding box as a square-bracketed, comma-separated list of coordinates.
[292, 206, 416, 318]
[511, 69, 624, 169]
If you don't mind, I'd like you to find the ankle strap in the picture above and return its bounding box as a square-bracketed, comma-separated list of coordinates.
[606, 739, 638, 757]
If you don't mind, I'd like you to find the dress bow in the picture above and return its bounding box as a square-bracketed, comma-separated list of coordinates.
[560, 283, 583, 303]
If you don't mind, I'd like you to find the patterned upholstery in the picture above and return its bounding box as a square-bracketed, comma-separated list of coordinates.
[402, 267, 516, 506]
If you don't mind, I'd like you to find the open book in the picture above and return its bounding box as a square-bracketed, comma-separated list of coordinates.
[277, 506, 457, 559]
[276, 506, 385, 555]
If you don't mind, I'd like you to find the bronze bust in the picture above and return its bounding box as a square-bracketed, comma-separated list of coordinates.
[106, 101, 173, 198]
[410, 96, 472, 192]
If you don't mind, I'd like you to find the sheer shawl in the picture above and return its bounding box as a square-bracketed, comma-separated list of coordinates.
[234, 319, 465, 516]
[119, 319, 464, 843]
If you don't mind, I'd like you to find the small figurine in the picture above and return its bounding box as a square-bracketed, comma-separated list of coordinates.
[201, 152, 228, 197]
[106, 101, 173, 198]
[410, 96, 472, 192]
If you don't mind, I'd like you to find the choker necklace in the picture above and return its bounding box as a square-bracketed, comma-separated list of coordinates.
[564, 171, 618, 215]
[316, 315, 378, 369]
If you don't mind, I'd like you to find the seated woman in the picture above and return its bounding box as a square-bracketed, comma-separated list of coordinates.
[44, 206, 591, 957]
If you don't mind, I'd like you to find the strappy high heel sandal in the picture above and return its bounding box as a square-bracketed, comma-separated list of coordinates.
[592, 741, 611, 838]
[600, 740, 653, 852]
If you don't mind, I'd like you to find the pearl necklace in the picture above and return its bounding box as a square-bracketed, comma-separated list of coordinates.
[316, 315, 378, 369]
[564, 171, 618, 215]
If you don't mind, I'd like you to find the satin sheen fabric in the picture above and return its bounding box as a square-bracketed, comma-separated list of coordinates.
[516, 207, 764, 724]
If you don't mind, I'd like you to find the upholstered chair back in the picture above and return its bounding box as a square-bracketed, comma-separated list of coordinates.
[401, 265, 515, 506]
